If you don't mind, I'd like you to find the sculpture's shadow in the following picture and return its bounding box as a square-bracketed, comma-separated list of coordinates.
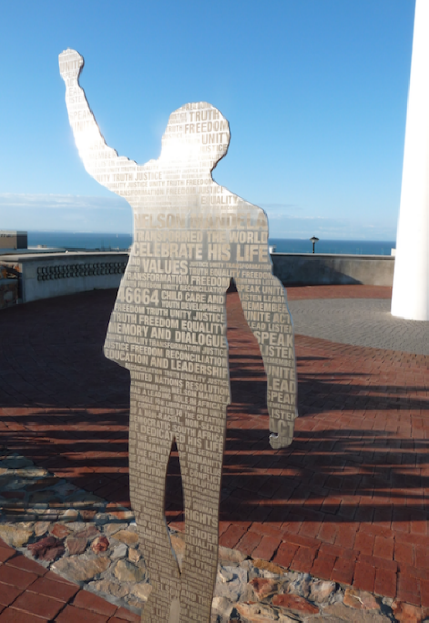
[0, 289, 427, 530]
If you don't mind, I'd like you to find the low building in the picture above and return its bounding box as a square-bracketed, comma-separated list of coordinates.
[0, 231, 28, 250]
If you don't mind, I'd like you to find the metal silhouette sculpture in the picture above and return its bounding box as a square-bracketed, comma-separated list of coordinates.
[59, 48, 298, 623]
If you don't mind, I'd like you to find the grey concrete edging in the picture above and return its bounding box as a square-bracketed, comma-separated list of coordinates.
[0, 251, 395, 306]
[271, 253, 395, 287]
[0, 252, 129, 303]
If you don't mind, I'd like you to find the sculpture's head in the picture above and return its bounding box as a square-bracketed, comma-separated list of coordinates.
[160, 102, 230, 172]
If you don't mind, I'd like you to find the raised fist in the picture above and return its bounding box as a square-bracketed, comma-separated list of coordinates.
[59, 49, 84, 81]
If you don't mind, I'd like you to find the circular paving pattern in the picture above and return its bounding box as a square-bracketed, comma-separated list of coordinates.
[288, 298, 429, 355]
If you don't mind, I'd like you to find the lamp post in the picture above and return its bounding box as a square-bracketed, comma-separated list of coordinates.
[310, 236, 319, 254]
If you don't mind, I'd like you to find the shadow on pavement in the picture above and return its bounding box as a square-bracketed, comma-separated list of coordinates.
[0, 289, 428, 533]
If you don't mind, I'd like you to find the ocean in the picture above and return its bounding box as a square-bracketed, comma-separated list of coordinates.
[27, 231, 396, 256]
[269, 238, 395, 256]
[28, 231, 133, 251]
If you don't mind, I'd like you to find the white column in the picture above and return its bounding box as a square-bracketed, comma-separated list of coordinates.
[391, 0, 429, 321]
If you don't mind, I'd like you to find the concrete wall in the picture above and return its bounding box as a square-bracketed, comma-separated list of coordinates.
[271, 253, 395, 287]
[0, 262, 20, 309]
[0, 279, 18, 309]
[0, 252, 128, 303]
[0, 251, 395, 307]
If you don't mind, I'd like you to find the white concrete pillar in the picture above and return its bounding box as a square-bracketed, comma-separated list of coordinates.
[391, 0, 429, 321]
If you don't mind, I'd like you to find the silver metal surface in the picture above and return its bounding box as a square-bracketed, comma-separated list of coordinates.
[59, 48, 297, 623]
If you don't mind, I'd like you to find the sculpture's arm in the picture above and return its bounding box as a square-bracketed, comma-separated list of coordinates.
[59, 49, 137, 195]
[234, 212, 298, 449]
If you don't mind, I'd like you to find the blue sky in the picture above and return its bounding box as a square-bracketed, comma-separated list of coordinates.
[0, 0, 416, 240]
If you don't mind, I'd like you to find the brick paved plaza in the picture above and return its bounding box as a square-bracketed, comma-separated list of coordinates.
[0, 285, 428, 620]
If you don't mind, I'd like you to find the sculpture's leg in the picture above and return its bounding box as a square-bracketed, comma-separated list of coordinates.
[128, 385, 181, 622]
[177, 407, 227, 622]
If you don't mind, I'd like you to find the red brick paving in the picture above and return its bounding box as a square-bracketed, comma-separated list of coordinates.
[55, 606, 110, 623]
[311, 552, 337, 581]
[73, 591, 117, 617]
[0, 545, 140, 620]
[0, 284, 428, 614]
[286, 284, 393, 300]
[28, 577, 79, 603]
[250, 534, 280, 560]
[11, 590, 65, 620]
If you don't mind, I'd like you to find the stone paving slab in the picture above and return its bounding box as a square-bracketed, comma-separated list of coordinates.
[288, 298, 429, 355]
[0, 285, 428, 620]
